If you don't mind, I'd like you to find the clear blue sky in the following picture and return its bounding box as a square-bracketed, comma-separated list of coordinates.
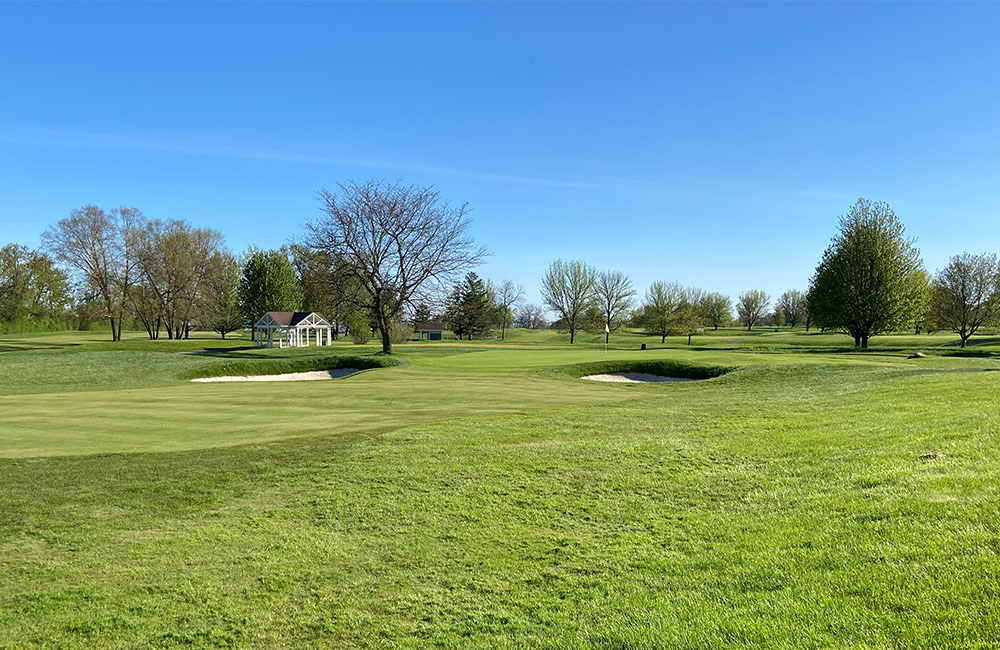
[2, 2, 999, 308]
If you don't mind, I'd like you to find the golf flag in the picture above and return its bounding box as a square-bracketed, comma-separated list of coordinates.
[605, 324, 610, 334]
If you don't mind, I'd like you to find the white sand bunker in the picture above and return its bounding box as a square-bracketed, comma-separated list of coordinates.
[582, 372, 698, 384]
[191, 368, 359, 383]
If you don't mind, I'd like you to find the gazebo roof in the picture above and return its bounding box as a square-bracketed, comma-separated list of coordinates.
[416, 321, 444, 331]
[258, 311, 330, 327]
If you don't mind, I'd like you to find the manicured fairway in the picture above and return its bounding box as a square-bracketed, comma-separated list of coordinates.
[1, 328, 999, 648]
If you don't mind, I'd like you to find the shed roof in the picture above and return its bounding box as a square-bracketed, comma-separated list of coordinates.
[416, 321, 445, 331]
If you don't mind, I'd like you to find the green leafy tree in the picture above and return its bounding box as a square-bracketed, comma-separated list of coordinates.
[736, 289, 769, 330]
[201, 252, 243, 339]
[541, 259, 596, 344]
[677, 290, 702, 345]
[777, 290, 806, 328]
[911, 268, 932, 334]
[0, 244, 71, 331]
[642, 281, 686, 343]
[929, 252, 1000, 348]
[808, 198, 924, 348]
[238, 247, 303, 339]
[700, 292, 732, 330]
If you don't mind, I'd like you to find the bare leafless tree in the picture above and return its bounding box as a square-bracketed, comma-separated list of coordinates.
[42, 205, 142, 341]
[541, 260, 596, 344]
[493, 279, 524, 340]
[594, 270, 635, 344]
[305, 180, 486, 353]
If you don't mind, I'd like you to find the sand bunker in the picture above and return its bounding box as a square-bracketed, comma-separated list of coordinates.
[582, 372, 698, 384]
[191, 368, 359, 383]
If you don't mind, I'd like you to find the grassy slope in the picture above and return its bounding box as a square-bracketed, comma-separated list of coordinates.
[1, 328, 1000, 648]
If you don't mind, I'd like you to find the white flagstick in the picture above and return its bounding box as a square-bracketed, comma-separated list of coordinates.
[605, 323, 610, 354]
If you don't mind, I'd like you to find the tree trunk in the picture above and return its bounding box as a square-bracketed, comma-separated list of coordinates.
[379, 323, 392, 354]
[961, 336, 968, 348]
[501, 325, 506, 341]
[861, 335, 869, 349]
[688, 333, 693, 345]
[570, 328, 575, 344]
[853, 335, 860, 347]
[661, 334, 666, 343]
[714, 325, 718, 330]
[605, 331, 609, 345]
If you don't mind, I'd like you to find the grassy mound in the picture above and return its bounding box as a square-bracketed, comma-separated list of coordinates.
[182, 353, 404, 380]
[545, 357, 735, 381]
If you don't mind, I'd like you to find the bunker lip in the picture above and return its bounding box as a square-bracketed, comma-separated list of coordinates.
[191, 368, 359, 383]
[582, 372, 699, 384]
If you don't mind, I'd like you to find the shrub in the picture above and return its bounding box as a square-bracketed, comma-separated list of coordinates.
[389, 318, 413, 344]
[347, 311, 370, 345]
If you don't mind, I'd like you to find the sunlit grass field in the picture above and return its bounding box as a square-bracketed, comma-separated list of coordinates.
[2, 326, 999, 648]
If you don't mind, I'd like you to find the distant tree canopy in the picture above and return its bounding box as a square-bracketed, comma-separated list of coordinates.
[515, 304, 545, 330]
[808, 198, 924, 348]
[929, 252, 1000, 348]
[238, 247, 303, 337]
[305, 180, 485, 354]
[736, 289, 769, 330]
[541, 259, 596, 344]
[444, 272, 494, 340]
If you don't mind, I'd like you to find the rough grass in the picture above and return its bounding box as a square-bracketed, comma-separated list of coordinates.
[1, 328, 1000, 648]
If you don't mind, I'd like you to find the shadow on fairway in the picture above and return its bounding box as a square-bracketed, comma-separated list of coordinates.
[0, 340, 82, 353]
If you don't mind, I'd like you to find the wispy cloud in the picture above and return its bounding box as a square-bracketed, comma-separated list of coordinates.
[0, 126, 855, 202]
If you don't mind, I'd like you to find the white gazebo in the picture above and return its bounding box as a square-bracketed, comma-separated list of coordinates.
[254, 311, 333, 348]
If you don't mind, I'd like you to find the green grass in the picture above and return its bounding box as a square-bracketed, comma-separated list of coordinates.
[2, 327, 1000, 648]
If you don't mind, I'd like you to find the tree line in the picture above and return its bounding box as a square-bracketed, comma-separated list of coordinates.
[4, 189, 997, 351]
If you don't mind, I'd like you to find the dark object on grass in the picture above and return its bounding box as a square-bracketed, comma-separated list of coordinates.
[908, 352, 926, 359]
[641, 343, 646, 351]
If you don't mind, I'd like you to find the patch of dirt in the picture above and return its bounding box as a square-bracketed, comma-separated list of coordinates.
[581, 373, 698, 384]
[919, 450, 947, 461]
[191, 369, 359, 383]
